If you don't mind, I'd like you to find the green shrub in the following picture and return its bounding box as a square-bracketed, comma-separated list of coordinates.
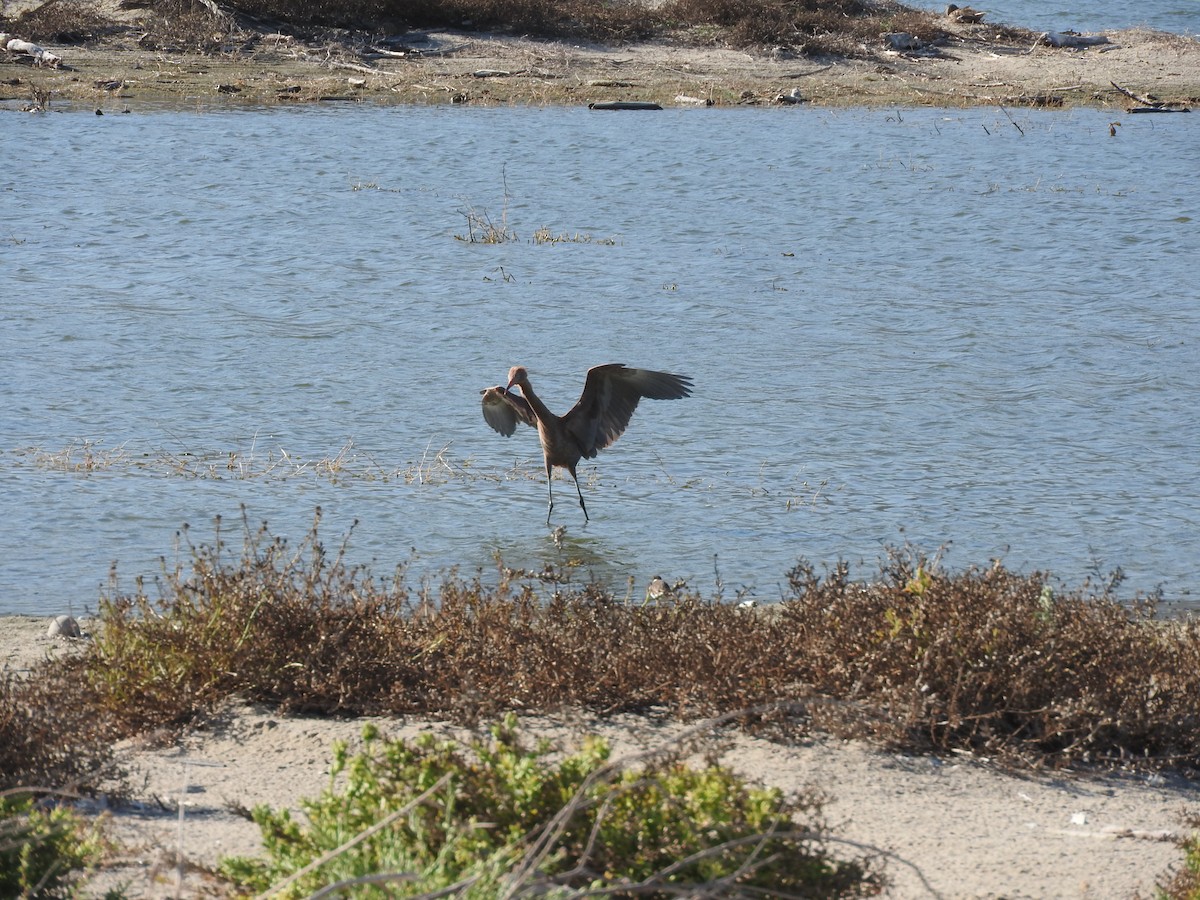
[0, 793, 106, 898]
[221, 714, 874, 897]
[1160, 815, 1200, 899]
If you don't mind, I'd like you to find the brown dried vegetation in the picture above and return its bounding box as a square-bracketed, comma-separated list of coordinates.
[2, 0, 972, 57]
[3, 511, 1199, 797]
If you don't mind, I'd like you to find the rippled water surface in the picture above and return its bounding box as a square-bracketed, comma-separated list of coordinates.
[2, 105, 1198, 615]
[986, 0, 1199, 33]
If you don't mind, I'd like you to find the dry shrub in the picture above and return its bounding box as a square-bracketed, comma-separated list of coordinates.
[4, 514, 1199, 795]
[777, 550, 1200, 768]
[380, 0, 661, 42]
[660, 0, 950, 54]
[77, 512, 415, 729]
[6, 0, 960, 57]
[0, 668, 126, 796]
[118, 0, 249, 52]
[5, 0, 123, 43]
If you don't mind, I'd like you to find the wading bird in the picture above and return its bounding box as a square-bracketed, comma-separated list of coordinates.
[481, 364, 693, 523]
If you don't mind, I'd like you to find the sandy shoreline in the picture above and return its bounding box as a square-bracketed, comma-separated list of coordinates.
[1, 22, 1199, 109]
[4, 613, 1198, 898]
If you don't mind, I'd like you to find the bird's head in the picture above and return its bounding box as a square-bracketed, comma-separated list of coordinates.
[506, 366, 528, 391]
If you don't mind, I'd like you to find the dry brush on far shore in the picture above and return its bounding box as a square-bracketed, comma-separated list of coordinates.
[3, 509, 1199, 799]
[2, 0, 1035, 61]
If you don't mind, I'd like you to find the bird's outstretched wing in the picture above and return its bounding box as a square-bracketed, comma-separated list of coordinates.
[481, 385, 536, 437]
[564, 364, 693, 458]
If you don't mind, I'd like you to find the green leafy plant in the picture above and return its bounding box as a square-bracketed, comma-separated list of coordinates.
[0, 792, 106, 898]
[1159, 815, 1200, 900]
[221, 714, 873, 897]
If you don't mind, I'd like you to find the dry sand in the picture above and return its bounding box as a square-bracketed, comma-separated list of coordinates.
[4, 614, 1199, 898]
[1, 15, 1199, 108]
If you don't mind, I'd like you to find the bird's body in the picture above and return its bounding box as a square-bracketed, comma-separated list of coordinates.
[481, 363, 693, 522]
[945, 3, 985, 23]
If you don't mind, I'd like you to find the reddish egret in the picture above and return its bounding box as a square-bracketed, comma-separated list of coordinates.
[481, 363, 693, 523]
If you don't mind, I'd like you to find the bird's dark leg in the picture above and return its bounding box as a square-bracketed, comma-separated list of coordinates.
[545, 463, 555, 525]
[569, 466, 590, 522]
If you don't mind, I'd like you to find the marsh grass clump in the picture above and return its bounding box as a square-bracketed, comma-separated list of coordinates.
[456, 202, 518, 243]
[220, 714, 874, 898]
[531, 227, 619, 245]
[13, 438, 473, 484]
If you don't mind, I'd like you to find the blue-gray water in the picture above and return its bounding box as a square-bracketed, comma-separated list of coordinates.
[2, 104, 1198, 616]
[978, 0, 1198, 33]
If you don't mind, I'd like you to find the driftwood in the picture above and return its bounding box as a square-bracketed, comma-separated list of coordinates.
[587, 101, 662, 111]
[326, 59, 380, 75]
[1111, 80, 1191, 113]
[5, 37, 63, 67]
[782, 64, 834, 79]
[1039, 31, 1110, 48]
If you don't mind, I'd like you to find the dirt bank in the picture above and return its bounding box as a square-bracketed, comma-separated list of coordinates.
[2, 19, 1199, 110]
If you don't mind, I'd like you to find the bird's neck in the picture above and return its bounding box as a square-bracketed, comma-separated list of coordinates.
[515, 382, 555, 422]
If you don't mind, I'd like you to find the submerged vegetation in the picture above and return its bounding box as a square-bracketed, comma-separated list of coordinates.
[7, 439, 474, 484]
[3, 441, 827, 514]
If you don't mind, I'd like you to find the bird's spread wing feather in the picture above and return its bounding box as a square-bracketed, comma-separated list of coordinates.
[481, 386, 536, 436]
[564, 364, 692, 458]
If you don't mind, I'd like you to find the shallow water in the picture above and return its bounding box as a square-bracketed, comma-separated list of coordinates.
[983, 0, 1199, 33]
[2, 104, 1198, 615]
